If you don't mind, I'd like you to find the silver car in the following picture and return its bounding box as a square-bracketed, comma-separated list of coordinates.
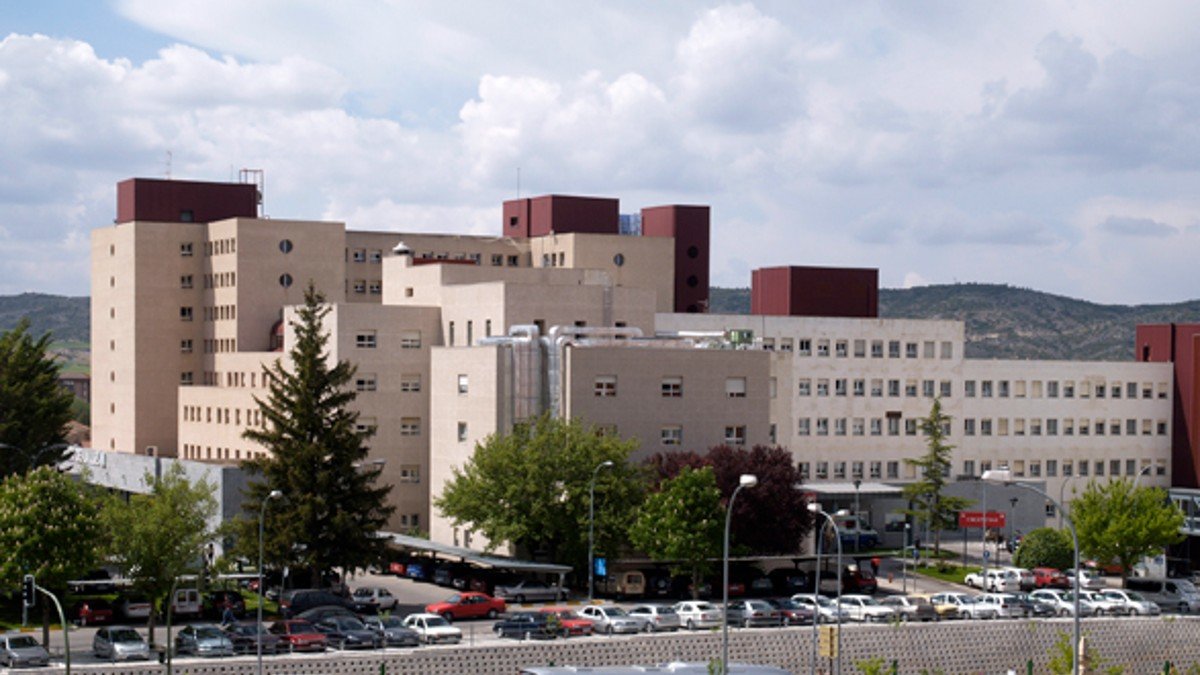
[0, 633, 50, 668]
[627, 604, 681, 632]
[578, 605, 647, 634]
[673, 600, 723, 630]
[175, 625, 235, 657]
[493, 579, 567, 603]
[93, 626, 150, 661]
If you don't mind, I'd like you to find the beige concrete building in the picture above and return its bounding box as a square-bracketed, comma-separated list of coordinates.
[91, 177, 1175, 547]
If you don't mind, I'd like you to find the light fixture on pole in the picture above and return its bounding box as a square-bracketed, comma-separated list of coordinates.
[1008, 496, 1019, 559]
[808, 503, 848, 675]
[1058, 475, 1079, 529]
[257, 490, 282, 675]
[1133, 463, 1154, 489]
[722, 474, 757, 675]
[588, 460, 614, 604]
[983, 468, 1079, 675]
[851, 478, 862, 554]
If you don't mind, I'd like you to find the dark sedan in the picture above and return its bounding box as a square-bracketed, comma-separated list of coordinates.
[765, 598, 815, 626]
[315, 615, 382, 650]
[223, 622, 282, 655]
[363, 615, 421, 647]
[174, 625, 234, 657]
[492, 612, 560, 640]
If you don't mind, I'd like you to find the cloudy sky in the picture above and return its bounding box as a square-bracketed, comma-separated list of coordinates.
[3, 1, 1200, 304]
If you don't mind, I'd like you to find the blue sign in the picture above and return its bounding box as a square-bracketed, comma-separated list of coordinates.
[594, 557, 607, 577]
[983, 550, 991, 560]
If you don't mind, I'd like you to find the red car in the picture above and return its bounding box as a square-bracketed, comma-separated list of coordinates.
[268, 619, 328, 652]
[1033, 567, 1070, 589]
[538, 607, 593, 636]
[425, 592, 506, 621]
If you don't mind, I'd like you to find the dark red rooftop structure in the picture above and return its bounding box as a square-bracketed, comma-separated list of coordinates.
[1136, 323, 1200, 488]
[751, 266, 879, 318]
[501, 195, 619, 238]
[642, 205, 710, 314]
[116, 178, 258, 224]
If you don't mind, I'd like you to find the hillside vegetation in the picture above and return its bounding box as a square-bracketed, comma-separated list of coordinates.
[6, 285, 1200, 366]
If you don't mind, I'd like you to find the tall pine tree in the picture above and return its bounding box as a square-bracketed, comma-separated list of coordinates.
[902, 398, 972, 555]
[233, 283, 393, 586]
[0, 319, 74, 477]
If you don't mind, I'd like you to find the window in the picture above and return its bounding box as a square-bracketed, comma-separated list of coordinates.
[816, 462, 829, 479]
[869, 461, 882, 479]
[853, 339, 866, 357]
[964, 419, 976, 435]
[661, 426, 682, 446]
[1030, 461, 1041, 478]
[981, 419, 993, 436]
[889, 340, 901, 358]
[998, 418, 1009, 436]
[369, 249, 383, 263]
[870, 418, 882, 436]
[180, 242, 194, 257]
[816, 379, 829, 396]
[724, 425, 746, 446]
[940, 381, 952, 397]
[886, 461, 899, 479]
[963, 460, 976, 478]
[180, 306, 193, 321]
[816, 418, 829, 436]
[356, 332, 377, 349]
[1047, 381, 1059, 398]
[369, 281, 382, 295]
[594, 376, 617, 397]
[1047, 419, 1058, 435]
[906, 342, 918, 358]
[353, 280, 366, 294]
[853, 379, 865, 396]
[1159, 420, 1169, 436]
[835, 340, 848, 357]
[662, 376, 683, 397]
[852, 418, 865, 436]
[816, 340, 830, 357]
[834, 462, 846, 479]
[400, 331, 421, 348]
[279, 239, 293, 253]
[799, 462, 811, 479]
[400, 418, 421, 436]
[922, 380, 935, 397]
[887, 417, 900, 436]
[905, 380, 917, 397]
[1126, 419, 1137, 436]
[507, 255, 519, 266]
[352, 249, 367, 262]
[965, 381, 976, 397]
[725, 377, 747, 398]
[835, 418, 847, 436]
[356, 375, 377, 392]
[1046, 460, 1057, 477]
[180, 274, 193, 289]
[998, 381, 1010, 397]
[888, 380, 900, 397]
[1063, 461, 1073, 477]
[457, 374, 469, 394]
[798, 339, 812, 356]
[798, 418, 811, 436]
[798, 379, 811, 396]
[448, 321, 455, 346]
[981, 381, 993, 397]
[1125, 459, 1137, 476]
[1031, 419, 1042, 436]
[180, 372, 193, 386]
[180, 339, 193, 353]
[779, 338, 794, 352]
[457, 422, 468, 442]
[871, 340, 884, 358]
[905, 419, 917, 435]
[871, 379, 883, 397]
[1064, 382, 1075, 398]
[399, 465, 421, 483]
[400, 374, 421, 392]
[923, 341, 936, 358]
[1110, 459, 1121, 476]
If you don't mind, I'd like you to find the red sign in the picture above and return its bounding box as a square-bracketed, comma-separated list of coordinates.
[958, 511, 1006, 528]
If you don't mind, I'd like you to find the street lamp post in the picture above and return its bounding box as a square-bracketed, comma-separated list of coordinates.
[852, 478, 862, 554]
[984, 468, 1079, 675]
[1058, 475, 1079, 529]
[1133, 463, 1154, 488]
[901, 523, 911, 593]
[257, 490, 282, 675]
[981, 480, 988, 582]
[722, 474, 758, 675]
[1008, 497, 1019, 561]
[587, 460, 614, 604]
[808, 503, 847, 675]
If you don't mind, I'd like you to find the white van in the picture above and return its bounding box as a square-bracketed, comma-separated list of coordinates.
[169, 588, 202, 618]
[1124, 577, 1200, 613]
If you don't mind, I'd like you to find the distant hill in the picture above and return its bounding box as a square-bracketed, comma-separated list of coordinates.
[6, 285, 1200, 365]
[708, 284, 1200, 361]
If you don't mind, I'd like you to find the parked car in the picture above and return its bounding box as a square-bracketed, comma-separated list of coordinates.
[402, 613, 462, 644]
[598, 570, 646, 599]
[878, 595, 938, 622]
[966, 569, 1019, 593]
[791, 594, 850, 623]
[1010, 592, 1057, 618]
[835, 595, 896, 623]
[70, 598, 114, 626]
[404, 560, 434, 582]
[910, 594, 960, 621]
[363, 615, 422, 647]
[315, 615, 382, 650]
[115, 595, 152, 621]
[725, 599, 783, 627]
[279, 589, 356, 618]
[425, 592, 506, 621]
[297, 605, 358, 624]
[351, 586, 398, 613]
[1068, 568, 1106, 591]
[268, 619, 329, 652]
[1029, 589, 1096, 617]
[764, 597, 815, 626]
[673, 600, 724, 630]
[538, 607, 594, 636]
[0, 633, 49, 668]
[204, 590, 247, 621]
[578, 605, 647, 634]
[93, 626, 151, 661]
[929, 592, 997, 620]
[433, 563, 477, 590]
[1033, 567, 1070, 589]
[494, 579, 567, 603]
[223, 621, 281, 655]
[175, 625, 234, 657]
[1099, 589, 1160, 616]
[766, 569, 809, 596]
[1124, 577, 1200, 613]
[973, 593, 1025, 619]
[1002, 567, 1036, 591]
[493, 612, 561, 640]
[641, 569, 674, 598]
[1080, 590, 1125, 616]
[628, 604, 681, 632]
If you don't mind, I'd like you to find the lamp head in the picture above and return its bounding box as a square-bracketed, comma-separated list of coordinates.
[268, 490, 283, 500]
[601, 460, 614, 468]
[739, 474, 758, 488]
[807, 502, 820, 513]
[832, 509, 851, 517]
[981, 468, 1013, 484]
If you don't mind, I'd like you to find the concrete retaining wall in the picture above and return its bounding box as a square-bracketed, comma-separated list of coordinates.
[19, 618, 1200, 674]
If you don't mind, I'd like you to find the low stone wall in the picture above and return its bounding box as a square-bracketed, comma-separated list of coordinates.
[20, 617, 1200, 674]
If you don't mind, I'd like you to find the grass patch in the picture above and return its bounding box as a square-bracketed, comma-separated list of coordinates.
[912, 565, 970, 585]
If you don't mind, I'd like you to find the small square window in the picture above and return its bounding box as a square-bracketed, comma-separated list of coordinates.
[724, 425, 746, 446]
[457, 422, 468, 442]
[725, 377, 747, 398]
[457, 374, 469, 394]
[594, 376, 617, 397]
[356, 332, 377, 349]
[661, 426, 682, 446]
[662, 376, 683, 397]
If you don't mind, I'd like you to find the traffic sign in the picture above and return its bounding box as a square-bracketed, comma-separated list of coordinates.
[983, 550, 991, 560]
[594, 557, 607, 577]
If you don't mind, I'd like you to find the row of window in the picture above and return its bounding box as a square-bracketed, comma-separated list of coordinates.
[353, 374, 425, 393]
[207, 238, 236, 256]
[182, 405, 263, 427]
[796, 457, 1165, 481]
[797, 416, 949, 437]
[349, 248, 384, 263]
[181, 444, 263, 461]
[351, 279, 383, 295]
[655, 424, 749, 446]
[963, 417, 1169, 437]
[964, 379, 1168, 400]
[594, 376, 747, 398]
[181, 305, 238, 322]
[762, 337, 954, 360]
[447, 320, 494, 347]
[798, 378, 953, 399]
[203, 272, 235, 289]
[355, 331, 422, 349]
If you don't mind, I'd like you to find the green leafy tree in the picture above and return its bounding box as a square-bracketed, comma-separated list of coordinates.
[103, 463, 217, 643]
[629, 466, 724, 598]
[436, 414, 643, 577]
[0, 466, 106, 645]
[0, 319, 74, 477]
[232, 283, 393, 585]
[902, 399, 972, 555]
[1013, 527, 1074, 570]
[1071, 478, 1185, 581]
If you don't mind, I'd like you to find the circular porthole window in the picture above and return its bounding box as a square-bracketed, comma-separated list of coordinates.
[279, 239, 294, 254]
[687, 245, 700, 259]
[613, 253, 625, 267]
[686, 275, 699, 288]
[279, 273, 293, 288]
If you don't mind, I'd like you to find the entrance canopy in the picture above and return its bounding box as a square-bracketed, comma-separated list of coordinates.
[379, 531, 572, 575]
[800, 482, 903, 496]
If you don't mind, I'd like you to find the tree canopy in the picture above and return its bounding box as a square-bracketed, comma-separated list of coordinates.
[435, 414, 643, 575]
[629, 466, 724, 597]
[234, 283, 394, 583]
[103, 463, 217, 641]
[0, 319, 74, 477]
[902, 399, 972, 554]
[1071, 478, 1184, 580]
[1013, 527, 1074, 571]
[646, 444, 810, 554]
